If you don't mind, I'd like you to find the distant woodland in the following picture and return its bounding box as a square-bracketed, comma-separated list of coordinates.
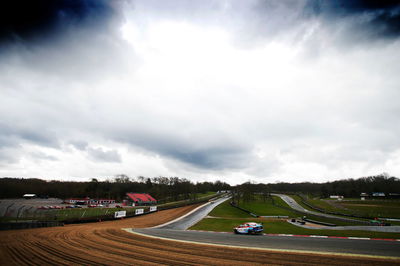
[0, 175, 230, 201]
[0, 174, 399, 200]
[235, 174, 400, 199]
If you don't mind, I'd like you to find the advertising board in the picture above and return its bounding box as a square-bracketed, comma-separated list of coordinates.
[135, 208, 144, 215]
[150, 206, 157, 212]
[114, 210, 126, 219]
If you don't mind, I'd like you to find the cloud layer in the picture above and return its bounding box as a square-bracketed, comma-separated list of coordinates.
[0, 0, 399, 184]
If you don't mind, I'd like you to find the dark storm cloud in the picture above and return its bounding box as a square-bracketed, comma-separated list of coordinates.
[0, 0, 118, 47]
[303, 0, 400, 39]
[115, 129, 251, 170]
[0, 0, 132, 85]
[157, 146, 250, 169]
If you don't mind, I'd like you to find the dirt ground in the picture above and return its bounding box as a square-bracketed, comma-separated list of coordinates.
[0, 204, 398, 266]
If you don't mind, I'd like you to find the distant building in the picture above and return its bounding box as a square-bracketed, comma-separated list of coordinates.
[90, 199, 116, 205]
[372, 192, 385, 197]
[63, 197, 115, 205]
[125, 193, 157, 206]
[329, 195, 344, 200]
[23, 194, 37, 199]
[64, 197, 90, 205]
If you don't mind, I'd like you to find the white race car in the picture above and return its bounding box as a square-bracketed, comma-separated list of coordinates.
[233, 222, 263, 234]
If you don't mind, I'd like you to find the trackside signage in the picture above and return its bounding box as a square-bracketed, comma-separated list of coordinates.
[150, 206, 157, 212]
[135, 209, 144, 215]
[114, 210, 126, 219]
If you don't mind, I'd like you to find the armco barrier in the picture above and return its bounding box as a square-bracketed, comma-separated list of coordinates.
[302, 218, 336, 226]
[230, 202, 258, 217]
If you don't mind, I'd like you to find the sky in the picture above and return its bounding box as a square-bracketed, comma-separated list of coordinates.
[0, 0, 399, 184]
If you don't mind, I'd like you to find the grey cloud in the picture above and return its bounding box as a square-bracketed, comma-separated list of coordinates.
[158, 146, 251, 170]
[69, 140, 88, 151]
[30, 151, 58, 161]
[131, 0, 400, 49]
[0, 1, 399, 181]
[0, 147, 20, 164]
[0, 123, 59, 149]
[113, 126, 252, 170]
[87, 147, 122, 163]
[0, 123, 58, 164]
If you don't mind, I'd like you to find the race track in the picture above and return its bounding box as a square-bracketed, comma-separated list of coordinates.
[132, 228, 400, 257]
[0, 204, 399, 265]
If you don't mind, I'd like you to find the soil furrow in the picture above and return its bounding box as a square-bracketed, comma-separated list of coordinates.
[31, 241, 109, 265]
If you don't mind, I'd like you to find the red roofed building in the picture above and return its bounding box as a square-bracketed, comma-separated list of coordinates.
[125, 193, 157, 206]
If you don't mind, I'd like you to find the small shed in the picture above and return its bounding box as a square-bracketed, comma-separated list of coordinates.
[23, 194, 37, 199]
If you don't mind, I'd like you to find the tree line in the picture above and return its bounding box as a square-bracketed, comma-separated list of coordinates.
[1, 173, 398, 201]
[268, 174, 400, 198]
[0, 175, 231, 202]
[231, 174, 400, 200]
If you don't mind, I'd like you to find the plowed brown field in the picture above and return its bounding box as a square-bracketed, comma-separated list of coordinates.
[0, 204, 398, 265]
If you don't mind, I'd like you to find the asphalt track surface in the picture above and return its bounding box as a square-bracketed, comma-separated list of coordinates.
[155, 196, 229, 230]
[133, 228, 400, 257]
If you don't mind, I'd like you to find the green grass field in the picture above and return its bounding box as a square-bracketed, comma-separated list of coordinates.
[208, 200, 252, 218]
[212, 196, 365, 226]
[295, 196, 400, 223]
[196, 192, 217, 198]
[272, 196, 368, 226]
[337, 200, 400, 218]
[238, 197, 298, 217]
[190, 195, 400, 238]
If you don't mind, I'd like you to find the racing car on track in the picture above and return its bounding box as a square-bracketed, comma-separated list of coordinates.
[233, 222, 263, 234]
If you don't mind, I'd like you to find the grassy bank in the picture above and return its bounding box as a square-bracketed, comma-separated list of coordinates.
[292, 195, 400, 225]
[190, 195, 400, 238]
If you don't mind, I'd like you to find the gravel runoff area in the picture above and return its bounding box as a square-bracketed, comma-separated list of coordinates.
[0, 204, 399, 265]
